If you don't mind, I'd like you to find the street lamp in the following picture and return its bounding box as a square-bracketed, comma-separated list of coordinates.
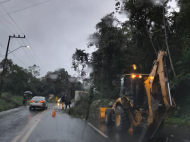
[8, 46, 29, 54]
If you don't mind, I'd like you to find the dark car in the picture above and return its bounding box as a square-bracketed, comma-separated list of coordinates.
[29, 96, 48, 111]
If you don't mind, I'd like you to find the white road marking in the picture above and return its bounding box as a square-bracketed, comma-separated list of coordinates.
[86, 122, 108, 138]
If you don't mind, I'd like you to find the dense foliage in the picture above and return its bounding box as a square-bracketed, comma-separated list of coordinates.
[0, 59, 83, 99]
[72, 0, 190, 123]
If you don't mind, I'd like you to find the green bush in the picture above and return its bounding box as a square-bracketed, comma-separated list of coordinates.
[11, 96, 23, 106]
[2, 92, 12, 98]
[66, 94, 114, 121]
[166, 104, 190, 127]
[68, 95, 89, 118]
[0, 99, 9, 111]
[165, 115, 190, 127]
[0, 92, 23, 112]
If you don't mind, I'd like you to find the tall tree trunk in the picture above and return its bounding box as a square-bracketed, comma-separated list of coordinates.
[163, 5, 176, 77]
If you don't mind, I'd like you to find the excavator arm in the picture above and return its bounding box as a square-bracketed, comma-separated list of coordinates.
[144, 51, 176, 125]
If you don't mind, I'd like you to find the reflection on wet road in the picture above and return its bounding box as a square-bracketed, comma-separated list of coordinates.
[93, 119, 190, 142]
[0, 106, 43, 142]
[95, 121, 138, 142]
[1, 104, 190, 142]
[0, 104, 108, 142]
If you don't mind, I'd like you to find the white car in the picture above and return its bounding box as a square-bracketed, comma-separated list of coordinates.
[29, 96, 48, 111]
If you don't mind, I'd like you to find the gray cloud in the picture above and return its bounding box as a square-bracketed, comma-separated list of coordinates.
[0, 0, 115, 77]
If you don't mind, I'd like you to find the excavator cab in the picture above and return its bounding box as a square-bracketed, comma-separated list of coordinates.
[120, 74, 149, 109]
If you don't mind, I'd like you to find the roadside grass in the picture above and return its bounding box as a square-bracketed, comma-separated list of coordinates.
[165, 115, 190, 127]
[0, 92, 23, 112]
[165, 99, 190, 128]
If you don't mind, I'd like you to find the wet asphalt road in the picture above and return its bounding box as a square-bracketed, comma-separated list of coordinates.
[0, 103, 190, 142]
[0, 106, 40, 142]
[0, 103, 108, 142]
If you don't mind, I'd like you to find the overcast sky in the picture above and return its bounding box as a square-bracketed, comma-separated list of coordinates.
[0, 0, 178, 77]
[0, 0, 115, 77]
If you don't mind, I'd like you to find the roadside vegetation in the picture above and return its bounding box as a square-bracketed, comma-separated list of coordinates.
[166, 95, 190, 127]
[0, 92, 23, 112]
[71, 0, 190, 127]
[65, 93, 114, 121]
[0, 59, 82, 111]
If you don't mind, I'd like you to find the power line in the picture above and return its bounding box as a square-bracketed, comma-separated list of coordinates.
[0, 14, 31, 69]
[0, 15, 20, 34]
[0, 20, 32, 68]
[11, 52, 28, 67]
[0, 16, 37, 66]
[0, 4, 47, 74]
[0, 43, 28, 67]
[25, 38, 48, 72]
[0, 19, 45, 74]
[8, 0, 52, 15]
[19, 38, 46, 72]
[15, 38, 34, 64]
[0, 4, 24, 35]
[0, 0, 11, 4]
[0, 1, 53, 69]
[15, 35, 40, 65]
[0, 10, 37, 66]
[20, 37, 47, 73]
[5, 8, 47, 73]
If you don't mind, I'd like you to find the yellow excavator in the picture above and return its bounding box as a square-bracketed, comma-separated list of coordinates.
[99, 51, 176, 141]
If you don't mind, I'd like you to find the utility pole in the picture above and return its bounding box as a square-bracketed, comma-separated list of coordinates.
[0, 35, 25, 98]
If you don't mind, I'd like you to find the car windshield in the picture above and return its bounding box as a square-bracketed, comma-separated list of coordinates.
[32, 97, 44, 101]
[0, 0, 189, 142]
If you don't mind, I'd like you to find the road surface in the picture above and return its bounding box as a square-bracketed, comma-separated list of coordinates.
[0, 103, 190, 142]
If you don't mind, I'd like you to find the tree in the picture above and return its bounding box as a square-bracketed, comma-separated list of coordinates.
[28, 64, 40, 77]
[42, 68, 78, 99]
[72, 48, 90, 81]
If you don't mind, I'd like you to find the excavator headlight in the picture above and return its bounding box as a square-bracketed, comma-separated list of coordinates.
[133, 64, 137, 70]
[131, 74, 142, 79]
[132, 74, 136, 78]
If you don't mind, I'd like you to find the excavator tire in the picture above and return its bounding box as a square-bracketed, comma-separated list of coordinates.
[105, 109, 113, 125]
[115, 105, 131, 131]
